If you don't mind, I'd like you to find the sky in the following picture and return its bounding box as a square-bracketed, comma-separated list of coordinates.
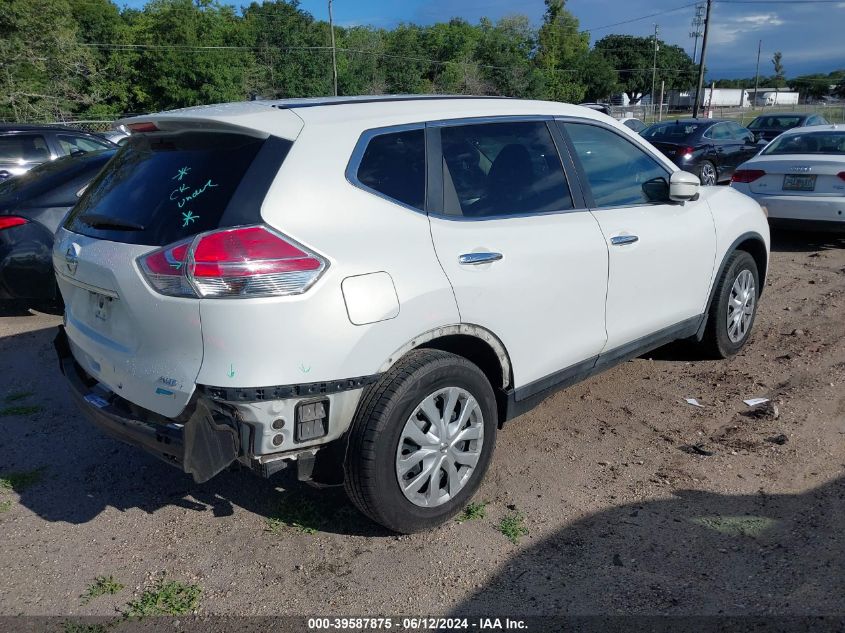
[119, 0, 845, 78]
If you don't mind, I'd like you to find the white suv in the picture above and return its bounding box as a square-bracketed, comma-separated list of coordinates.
[54, 96, 769, 532]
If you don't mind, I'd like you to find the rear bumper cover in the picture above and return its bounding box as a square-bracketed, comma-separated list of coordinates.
[56, 327, 238, 482]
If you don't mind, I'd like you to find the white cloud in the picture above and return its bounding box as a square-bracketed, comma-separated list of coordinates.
[710, 13, 784, 45]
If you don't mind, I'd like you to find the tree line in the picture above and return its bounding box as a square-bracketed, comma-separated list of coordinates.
[3, 0, 839, 123]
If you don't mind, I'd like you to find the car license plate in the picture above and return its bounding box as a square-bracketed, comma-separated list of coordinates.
[92, 292, 112, 322]
[783, 174, 816, 191]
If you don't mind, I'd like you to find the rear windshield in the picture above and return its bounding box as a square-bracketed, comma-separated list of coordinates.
[748, 116, 801, 130]
[0, 151, 115, 206]
[641, 122, 702, 141]
[761, 131, 845, 155]
[65, 131, 267, 246]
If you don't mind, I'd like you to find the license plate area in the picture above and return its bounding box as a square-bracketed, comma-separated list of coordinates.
[91, 291, 113, 322]
[783, 174, 816, 191]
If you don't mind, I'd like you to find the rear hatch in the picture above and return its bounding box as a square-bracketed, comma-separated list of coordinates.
[650, 142, 686, 160]
[55, 125, 293, 417]
[748, 156, 845, 196]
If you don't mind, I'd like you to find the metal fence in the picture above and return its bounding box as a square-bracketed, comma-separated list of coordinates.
[608, 103, 845, 126]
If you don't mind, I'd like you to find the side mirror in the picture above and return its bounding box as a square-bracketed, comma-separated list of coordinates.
[669, 170, 700, 202]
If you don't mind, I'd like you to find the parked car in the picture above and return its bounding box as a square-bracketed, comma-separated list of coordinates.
[640, 118, 759, 186]
[54, 97, 769, 533]
[0, 124, 115, 182]
[0, 149, 117, 303]
[731, 125, 845, 232]
[746, 113, 830, 144]
[579, 102, 612, 116]
[100, 125, 131, 146]
[621, 117, 647, 133]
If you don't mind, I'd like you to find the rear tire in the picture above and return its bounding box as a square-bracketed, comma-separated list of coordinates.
[699, 250, 759, 358]
[344, 349, 498, 533]
[697, 160, 717, 186]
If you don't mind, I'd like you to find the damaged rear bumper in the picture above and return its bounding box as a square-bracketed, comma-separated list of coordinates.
[55, 327, 238, 483]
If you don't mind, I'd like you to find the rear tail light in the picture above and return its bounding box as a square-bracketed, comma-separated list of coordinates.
[138, 225, 327, 298]
[680, 146, 695, 157]
[126, 122, 159, 133]
[0, 216, 28, 231]
[731, 169, 766, 184]
[837, 172, 845, 182]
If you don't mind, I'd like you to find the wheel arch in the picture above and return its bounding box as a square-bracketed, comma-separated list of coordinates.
[696, 231, 768, 340]
[377, 324, 513, 424]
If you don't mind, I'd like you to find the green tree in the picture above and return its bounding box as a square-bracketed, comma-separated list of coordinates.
[534, 0, 589, 102]
[579, 50, 617, 101]
[594, 34, 696, 104]
[476, 16, 541, 97]
[129, 0, 253, 112]
[0, 0, 98, 121]
[383, 24, 430, 93]
[771, 51, 785, 89]
[243, 0, 331, 99]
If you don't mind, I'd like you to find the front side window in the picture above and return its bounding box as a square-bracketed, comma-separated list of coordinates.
[561, 122, 670, 208]
[356, 129, 425, 210]
[439, 121, 572, 218]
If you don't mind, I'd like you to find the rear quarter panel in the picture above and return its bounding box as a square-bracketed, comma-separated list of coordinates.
[195, 120, 461, 388]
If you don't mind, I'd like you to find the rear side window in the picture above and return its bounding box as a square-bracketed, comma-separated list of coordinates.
[440, 121, 572, 218]
[57, 134, 112, 155]
[356, 129, 425, 210]
[0, 134, 50, 162]
[65, 132, 269, 246]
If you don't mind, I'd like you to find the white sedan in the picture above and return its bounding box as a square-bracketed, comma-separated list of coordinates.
[731, 124, 845, 231]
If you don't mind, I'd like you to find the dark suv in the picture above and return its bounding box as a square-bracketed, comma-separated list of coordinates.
[0, 124, 115, 181]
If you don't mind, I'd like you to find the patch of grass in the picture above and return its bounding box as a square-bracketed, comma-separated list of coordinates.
[80, 576, 124, 605]
[4, 391, 34, 403]
[0, 499, 12, 513]
[0, 405, 42, 416]
[123, 578, 201, 618]
[457, 501, 487, 523]
[63, 622, 108, 633]
[0, 469, 43, 493]
[498, 511, 529, 544]
[266, 494, 323, 535]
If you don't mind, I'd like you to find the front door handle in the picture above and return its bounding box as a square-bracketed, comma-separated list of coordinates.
[459, 252, 503, 265]
[610, 235, 639, 246]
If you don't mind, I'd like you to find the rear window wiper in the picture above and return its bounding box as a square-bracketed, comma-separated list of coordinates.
[78, 213, 145, 231]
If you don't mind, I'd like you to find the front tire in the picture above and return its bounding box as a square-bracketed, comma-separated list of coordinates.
[699, 250, 759, 358]
[344, 349, 498, 533]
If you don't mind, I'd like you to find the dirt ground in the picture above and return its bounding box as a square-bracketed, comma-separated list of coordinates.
[0, 229, 843, 620]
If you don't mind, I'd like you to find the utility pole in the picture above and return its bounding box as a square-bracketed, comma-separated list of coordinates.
[752, 39, 761, 109]
[690, 4, 705, 64]
[651, 24, 659, 123]
[659, 80, 665, 121]
[328, 0, 338, 97]
[692, 0, 712, 118]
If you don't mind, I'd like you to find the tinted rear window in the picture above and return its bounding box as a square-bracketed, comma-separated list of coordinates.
[65, 132, 268, 245]
[748, 116, 802, 130]
[356, 129, 425, 210]
[762, 131, 845, 155]
[641, 122, 702, 141]
[0, 150, 115, 207]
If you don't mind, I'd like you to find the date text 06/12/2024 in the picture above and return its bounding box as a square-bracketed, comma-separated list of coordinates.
[306, 618, 528, 630]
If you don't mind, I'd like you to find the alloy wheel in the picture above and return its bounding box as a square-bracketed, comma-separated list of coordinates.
[727, 269, 756, 343]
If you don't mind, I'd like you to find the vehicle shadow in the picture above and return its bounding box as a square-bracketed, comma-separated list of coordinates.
[450, 476, 845, 617]
[0, 324, 388, 538]
[769, 227, 845, 253]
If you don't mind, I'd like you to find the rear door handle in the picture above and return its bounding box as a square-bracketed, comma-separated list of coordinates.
[610, 235, 639, 246]
[459, 252, 503, 265]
